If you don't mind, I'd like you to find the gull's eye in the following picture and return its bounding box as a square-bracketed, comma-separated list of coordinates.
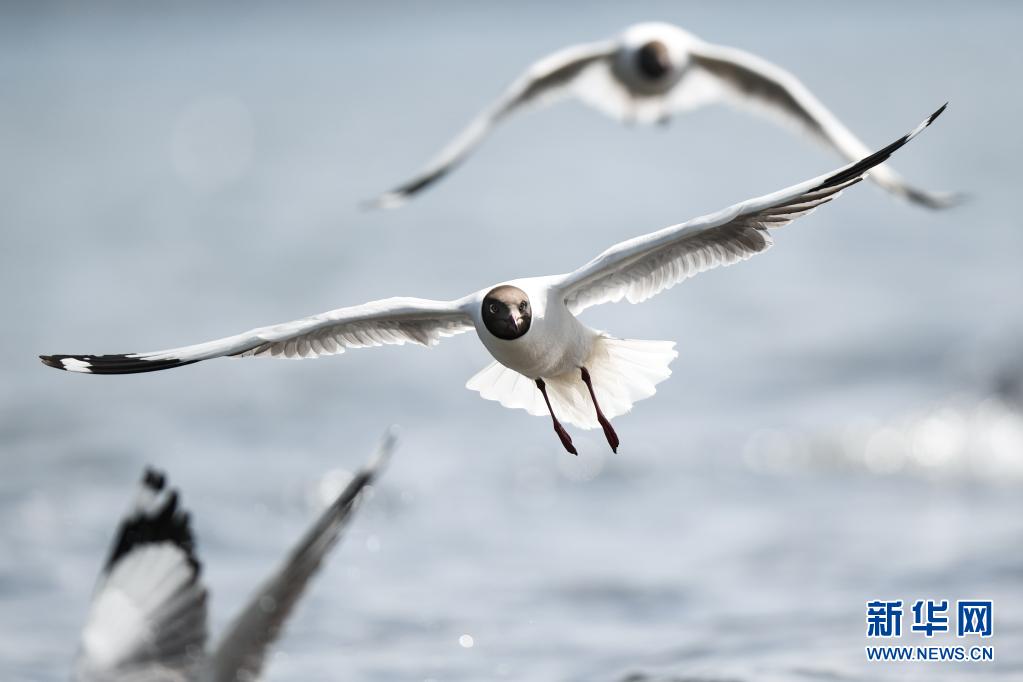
[519, 301, 528, 312]
[488, 303, 499, 314]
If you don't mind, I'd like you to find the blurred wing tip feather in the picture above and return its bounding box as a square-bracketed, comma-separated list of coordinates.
[361, 191, 408, 211]
[904, 186, 969, 210]
[366, 427, 401, 477]
[142, 468, 167, 493]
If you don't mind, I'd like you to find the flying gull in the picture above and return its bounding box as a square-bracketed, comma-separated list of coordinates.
[370, 22, 959, 210]
[43, 107, 946, 455]
[73, 430, 397, 682]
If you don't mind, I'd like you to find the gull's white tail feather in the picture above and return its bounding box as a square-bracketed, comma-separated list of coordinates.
[466, 336, 677, 429]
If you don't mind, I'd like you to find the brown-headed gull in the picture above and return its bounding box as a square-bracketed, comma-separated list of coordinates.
[43, 107, 945, 455]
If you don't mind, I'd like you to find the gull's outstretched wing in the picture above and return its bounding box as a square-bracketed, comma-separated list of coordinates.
[670, 42, 961, 209]
[75, 470, 208, 682]
[369, 40, 617, 208]
[206, 430, 398, 682]
[556, 106, 946, 315]
[41, 297, 474, 375]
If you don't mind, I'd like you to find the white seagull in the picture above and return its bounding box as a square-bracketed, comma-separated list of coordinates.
[73, 431, 397, 682]
[42, 107, 945, 455]
[370, 22, 959, 210]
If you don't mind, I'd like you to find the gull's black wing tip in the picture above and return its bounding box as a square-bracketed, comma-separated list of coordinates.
[884, 104, 963, 210]
[886, 104, 964, 210]
[142, 467, 167, 492]
[362, 166, 451, 211]
[105, 479, 201, 574]
[815, 102, 949, 193]
[907, 102, 947, 146]
[905, 186, 970, 210]
[38, 353, 197, 374]
[40, 354, 65, 370]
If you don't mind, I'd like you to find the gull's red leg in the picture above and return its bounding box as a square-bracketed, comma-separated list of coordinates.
[580, 367, 619, 453]
[535, 378, 577, 455]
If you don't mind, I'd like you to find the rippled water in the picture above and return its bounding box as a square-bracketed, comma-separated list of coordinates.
[2, 2, 1022, 680]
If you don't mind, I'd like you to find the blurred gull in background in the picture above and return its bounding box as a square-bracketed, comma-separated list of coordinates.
[371, 21, 962, 210]
[74, 430, 397, 682]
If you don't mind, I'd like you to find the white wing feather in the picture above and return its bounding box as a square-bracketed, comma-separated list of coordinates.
[557, 106, 946, 314]
[43, 297, 474, 374]
[371, 40, 617, 208]
[207, 431, 397, 682]
[675, 42, 961, 209]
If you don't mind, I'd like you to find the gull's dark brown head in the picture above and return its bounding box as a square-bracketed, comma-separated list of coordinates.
[482, 286, 531, 341]
[636, 40, 672, 80]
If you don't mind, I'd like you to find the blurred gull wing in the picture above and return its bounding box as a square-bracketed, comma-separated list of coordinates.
[369, 40, 617, 208]
[75, 470, 208, 682]
[676, 42, 962, 209]
[556, 105, 946, 315]
[40, 297, 474, 375]
[206, 429, 399, 682]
